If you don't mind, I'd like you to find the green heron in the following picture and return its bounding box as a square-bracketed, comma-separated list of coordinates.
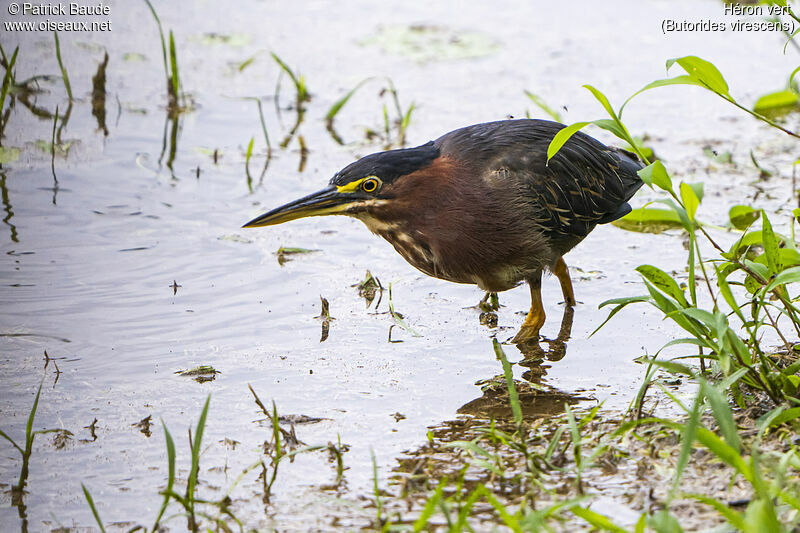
[244, 119, 643, 342]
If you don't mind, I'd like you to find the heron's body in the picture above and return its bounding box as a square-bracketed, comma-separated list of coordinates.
[245, 119, 644, 342]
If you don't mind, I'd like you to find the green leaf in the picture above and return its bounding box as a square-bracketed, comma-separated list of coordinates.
[591, 118, 627, 142]
[765, 407, 800, 427]
[547, 122, 590, 162]
[583, 84, 619, 120]
[620, 75, 703, 116]
[753, 89, 798, 113]
[636, 265, 688, 307]
[666, 55, 730, 96]
[743, 259, 770, 282]
[702, 381, 740, 454]
[638, 161, 672, 192]
[387, 283, 422, 337]
[715, 264, 745, 323]
[648, 510, 684, 533]
[680, 182, 700, 221]
[591, 295, 650, 336]
[635, 513, 646, 533]
[766, 265, 800, 291]
[612, 207, 683, 233]
[656, 198, 693, 232]
[760, 211, 779, 274]
[687, 182, 704, 203]
[729, 205, 760, 230]
[743, 498, 781, 533]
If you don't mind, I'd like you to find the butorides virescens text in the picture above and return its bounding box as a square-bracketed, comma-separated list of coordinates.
[244, 119, 643, 342]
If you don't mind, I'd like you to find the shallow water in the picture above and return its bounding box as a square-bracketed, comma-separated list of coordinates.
[0, 0, 797, 530]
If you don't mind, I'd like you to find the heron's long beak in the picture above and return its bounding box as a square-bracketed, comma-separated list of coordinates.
[242, 185, 358, 228]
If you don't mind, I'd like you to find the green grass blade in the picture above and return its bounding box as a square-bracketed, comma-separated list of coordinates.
[152, 420, 177, 529]
[53, 32, 72, 100]
[743, 497, 781, 533]
[715, 263, 746, 322]
[686, 493, 746, 530]
[591, 295, 650, 336]
[571, 506, 627, 532]
[400, 102, 415, 137]
[524, 90, 563, 122]
[143, 0, 168, 79]
[387, 283, 422, 337]
[763, 406, 800, 427]
[702, 381, 740, 453]
[413, 477, 447, 532]
[271, 52, 300, 92]
[492, 339, 522, 427]
[82, 484, 107, 533]
[0, 46, 18, 117]
[325, 78, 372, 122]
[270, 400, 282, 458]
[455, 484, 523, 532]
[25, 382, 43, 452]
[564, 404, 582, 471]
[371, 450, 383, 527]
[0, 428, 22, 454]
[671, 391, 701, 497]
[582, 84, 618, 120]
[168, 30, 180, 101]
[186, 395, 211, 507]
[245, 136, 254, 165]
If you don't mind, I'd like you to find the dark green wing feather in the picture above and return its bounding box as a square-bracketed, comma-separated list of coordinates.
[436, 119, 644, 238]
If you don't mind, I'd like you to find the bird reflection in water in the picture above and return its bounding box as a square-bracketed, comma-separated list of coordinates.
[458, 305, 582, 420]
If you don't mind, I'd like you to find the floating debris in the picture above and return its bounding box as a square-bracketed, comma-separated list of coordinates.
[276, 246, 318, 266]
[361, 25, 500, 63]
[132, 415, 152, 437]
[352, 270, 383, 307]
[175, 365, 221, 383]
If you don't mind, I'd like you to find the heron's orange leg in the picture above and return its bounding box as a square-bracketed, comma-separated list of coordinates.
[554, 257, 575, 306]
[512, 273, 545, 343]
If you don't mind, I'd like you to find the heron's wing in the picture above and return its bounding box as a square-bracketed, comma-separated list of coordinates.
[438, 119, 644, 238]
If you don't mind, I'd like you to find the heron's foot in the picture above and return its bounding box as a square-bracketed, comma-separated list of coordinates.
[511, 323, 542, 344]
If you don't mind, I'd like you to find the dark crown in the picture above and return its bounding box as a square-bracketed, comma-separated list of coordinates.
[330, 141, 440, 186]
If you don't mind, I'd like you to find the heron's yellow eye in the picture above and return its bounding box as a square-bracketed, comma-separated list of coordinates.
[362, 177, 380, 193]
